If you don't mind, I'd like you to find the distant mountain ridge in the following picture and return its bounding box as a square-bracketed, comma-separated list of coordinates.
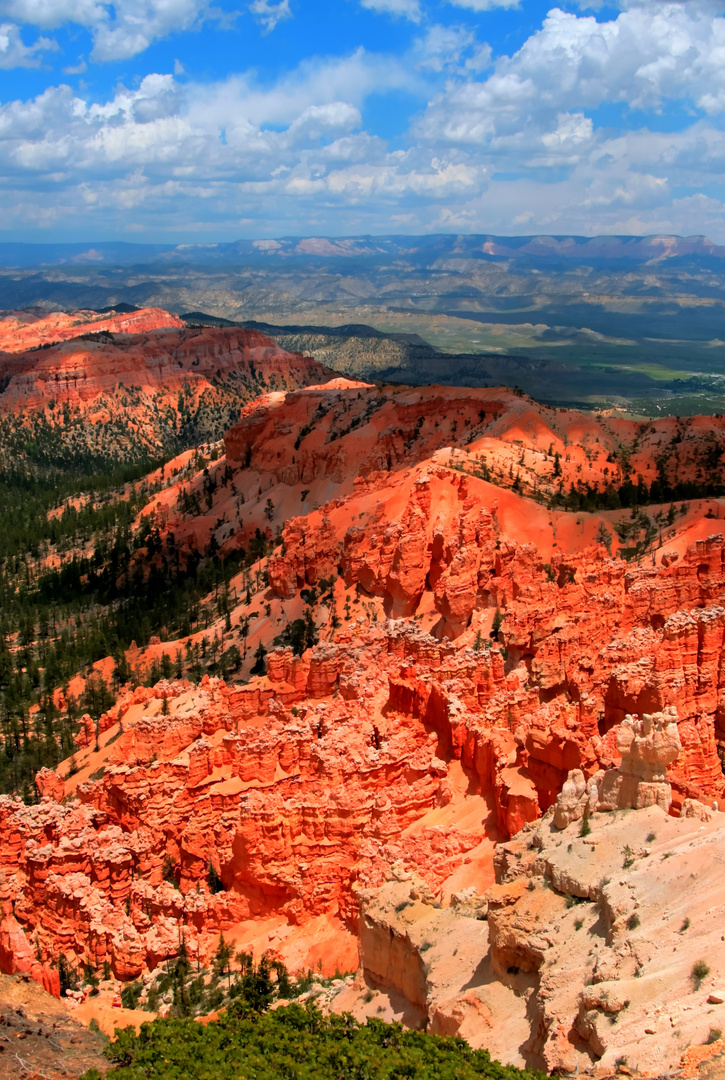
[2, 236, 724, 418]
[1, 233, 724, 268]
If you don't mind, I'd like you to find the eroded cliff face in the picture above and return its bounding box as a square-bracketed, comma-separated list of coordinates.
[0, 323, 333, 411]
[223, 381, 725, 501]
[262, 462, 725, 825]
[4, 551, 725, 1005]
[0, 655, 488, 984]
[0, 308, 186, 352]
[0, 310, 336, 467]
[338, 722, 725, 1076]
[341, 799, 725, 1075]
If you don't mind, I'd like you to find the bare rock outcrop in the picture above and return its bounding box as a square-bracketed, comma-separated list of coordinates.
[554, 707, 682, 827]
[344, 721, 725, 1075]
[599, 706, 682, 812]
[0, 307, 185, 352]
[0, 324, 332, 411]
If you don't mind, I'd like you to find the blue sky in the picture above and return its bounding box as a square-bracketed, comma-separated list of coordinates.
[0, 0, 724, 241]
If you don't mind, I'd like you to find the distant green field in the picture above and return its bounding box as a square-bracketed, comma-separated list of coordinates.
[252, 304, 725, 417]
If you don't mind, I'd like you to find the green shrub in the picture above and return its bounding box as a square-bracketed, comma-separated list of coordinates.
[692, 960, 710, 989]
[99, 1003, 547, 1080]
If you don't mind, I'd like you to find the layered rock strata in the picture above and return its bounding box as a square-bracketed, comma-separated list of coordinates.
[0, 665, 482, 982]
[0, 324, 333, 410]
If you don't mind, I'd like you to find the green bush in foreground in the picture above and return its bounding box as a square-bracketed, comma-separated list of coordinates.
[95, 1002, 545, 1080]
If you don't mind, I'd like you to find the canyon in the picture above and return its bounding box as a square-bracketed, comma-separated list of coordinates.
[2, 308, 725, 1074]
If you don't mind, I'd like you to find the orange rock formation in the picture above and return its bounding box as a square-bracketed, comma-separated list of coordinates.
[2, 360, 725, 1056]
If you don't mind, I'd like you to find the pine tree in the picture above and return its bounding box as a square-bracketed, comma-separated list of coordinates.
[250, 642, 267, 676]
[207, 861, 225, 894]
[214, 933, 233, 988]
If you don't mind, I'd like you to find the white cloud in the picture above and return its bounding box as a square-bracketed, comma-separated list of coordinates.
[416, 1, 725, 155]
[438, 206, 474, 224]
[93, 0, 215, 60]
[187, 48, 414, 132]
[541, 111, 592, 148]
[62, 56, 87, 73]
[537, 4, 725, 113]
[360, 0, 421, 22]
[0, 0, 104, 29]
[321, 158, 482, 198]
[1, 2, 725, 239]
[249, 0, 291, 33]
[0, 21, 56, 65]
[0, 0, 223, 59]
[0, 52, 409, 184]
[287, 102, 361, 139]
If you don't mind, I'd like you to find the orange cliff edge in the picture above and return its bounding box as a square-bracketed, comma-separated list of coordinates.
[0, 310, 335, 411]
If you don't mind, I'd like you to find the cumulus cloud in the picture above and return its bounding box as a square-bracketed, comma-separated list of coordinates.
[287, 102, 361, 141]
[413, 0, 725, 184]
[520, 5, 720, 112]
[0, 0, 104, 29]
[0, 52, 410, 182]
[187, 48, 414, 132]
[0, 0, 222, 59]
[94, 0, 218, 60]
[0, 49, 488, 238]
